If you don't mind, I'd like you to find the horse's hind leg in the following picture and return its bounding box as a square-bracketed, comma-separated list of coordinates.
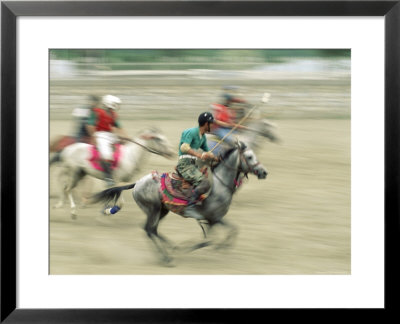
[143, 206, 174, 265]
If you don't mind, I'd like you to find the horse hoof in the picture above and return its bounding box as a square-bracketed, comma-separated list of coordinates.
[214, 241, 235, 250]
[71, 212, 77, 220]
[172, 245, 182, 253]
[162, 257, 175, 267]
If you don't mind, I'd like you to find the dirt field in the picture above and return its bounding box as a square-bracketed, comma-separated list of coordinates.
[49, 117, 350, 275]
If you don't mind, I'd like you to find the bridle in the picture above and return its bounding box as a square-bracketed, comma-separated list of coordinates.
[212, 147, 259, 192]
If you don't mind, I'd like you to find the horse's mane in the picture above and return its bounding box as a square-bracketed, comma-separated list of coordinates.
[210, 143, 245, 171]
[221, 141, 246, 158]
[136, 127, 161, 135]
[220, 146, 237, 160]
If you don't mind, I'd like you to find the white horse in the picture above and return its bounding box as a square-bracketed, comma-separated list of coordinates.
[53, 127, 175, 218]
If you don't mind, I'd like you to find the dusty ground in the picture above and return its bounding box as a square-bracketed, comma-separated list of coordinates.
[49, 117, 350, 274]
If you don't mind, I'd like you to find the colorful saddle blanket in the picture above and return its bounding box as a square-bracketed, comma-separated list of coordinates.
[159, 172, 210, 215]
[89, 144, 122, 171]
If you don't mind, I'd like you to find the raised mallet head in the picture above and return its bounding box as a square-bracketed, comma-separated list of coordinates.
[261, 92, 271, 103]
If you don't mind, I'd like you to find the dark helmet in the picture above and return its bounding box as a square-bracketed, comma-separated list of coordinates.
[198, 112, 214, 126]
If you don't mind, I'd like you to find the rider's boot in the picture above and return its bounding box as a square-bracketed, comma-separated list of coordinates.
[186, 178, 211, 206]
[183, 189, 204, 220]
[186, 188, 201, 207]
[184, 179, 210, 219]
[100, 160, 114, 187]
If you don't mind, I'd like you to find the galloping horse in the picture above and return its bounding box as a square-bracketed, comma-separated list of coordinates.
[237, 118, 281, 151]
[53, 127, 175, 218]
[208, 92, 281, 154]
[207, 117, 281, 156]
[91, 141, 267, 265]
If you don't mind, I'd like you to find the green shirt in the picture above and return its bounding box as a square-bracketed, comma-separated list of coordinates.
[178, 126, 209, 156]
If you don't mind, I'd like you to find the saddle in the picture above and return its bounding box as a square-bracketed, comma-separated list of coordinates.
[49, 135, 91, 153]
[89, 144, 122, 171]
[159, 167, 211, 216]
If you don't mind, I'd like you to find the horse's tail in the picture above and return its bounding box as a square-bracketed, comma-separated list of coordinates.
[90, 183, 136, 206]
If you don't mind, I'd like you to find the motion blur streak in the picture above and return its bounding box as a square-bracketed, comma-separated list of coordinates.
[50, 49, 350, 274]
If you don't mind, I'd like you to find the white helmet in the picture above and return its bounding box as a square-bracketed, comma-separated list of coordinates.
[102, 95, 121, 110]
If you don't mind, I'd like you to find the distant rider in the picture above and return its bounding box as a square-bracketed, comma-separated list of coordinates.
[72, 95, 100, 143]
[177, 112, 218, 208]
[86, 95, 130, 186]
[211, 86, 251, 146]
[49, 95, 100, 166]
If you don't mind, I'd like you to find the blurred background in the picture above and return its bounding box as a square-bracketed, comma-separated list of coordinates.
[49, 49, 351, 275]
[50, 49, 350, 120]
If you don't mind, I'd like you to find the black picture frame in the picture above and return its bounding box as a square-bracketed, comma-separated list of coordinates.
[1, 1, 399, 323]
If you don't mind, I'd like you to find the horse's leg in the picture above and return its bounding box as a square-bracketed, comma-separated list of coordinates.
[178, 221, 214, 253]
[65, 169, 85, 219]
[53, 167, 69, 209]
[79, 176, 93, 207]
[197, 220, 210, 238]
[186, 239, 213, 252]
[183, 220, 238, 252]
[153, 206, 176, 250]
[142, 204, 174, 265]
[67, 191, 77, 219]
[214, 219, 238, 249]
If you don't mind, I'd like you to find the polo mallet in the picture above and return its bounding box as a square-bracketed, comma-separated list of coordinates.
[210, 92, 271, 153]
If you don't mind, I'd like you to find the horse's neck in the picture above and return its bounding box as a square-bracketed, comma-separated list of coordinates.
[239, 122, 259, 150]
[122, 138, 148, 171]
[212, 150, 240, 192]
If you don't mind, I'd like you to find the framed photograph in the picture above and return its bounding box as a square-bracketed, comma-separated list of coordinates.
[1, 1, 399, 322]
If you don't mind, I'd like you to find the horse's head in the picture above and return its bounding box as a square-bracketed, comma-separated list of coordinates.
[237, 141, 268, 179]
[240, 119, 281, 149]
[138, 128, 175, 159]
[259, 119, 281, 143]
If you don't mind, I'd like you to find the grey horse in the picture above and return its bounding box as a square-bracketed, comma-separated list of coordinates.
[91, 141, 268, 265]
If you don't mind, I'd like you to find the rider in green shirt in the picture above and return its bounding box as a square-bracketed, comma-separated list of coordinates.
[176, 112, 218, 206]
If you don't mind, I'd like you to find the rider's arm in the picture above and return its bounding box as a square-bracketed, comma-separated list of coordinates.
[180, 143, 203, 159]
[201, 142, 218, 160]
[86, 125, 96, 137]
[213, 105, 246, 129]
[214, 119, 246, 130]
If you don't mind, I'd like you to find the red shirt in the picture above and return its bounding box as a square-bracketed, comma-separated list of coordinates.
[212, 103, 235, 125]
[90, 108, 119, 132]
